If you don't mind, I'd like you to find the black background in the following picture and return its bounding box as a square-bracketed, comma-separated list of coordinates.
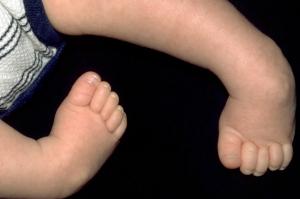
[4, 0, 299, 198]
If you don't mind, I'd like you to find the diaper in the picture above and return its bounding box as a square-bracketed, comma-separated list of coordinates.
[0, 0, 64, 118]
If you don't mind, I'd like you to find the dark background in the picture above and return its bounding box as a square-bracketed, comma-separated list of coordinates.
[4, 0, 299, 198]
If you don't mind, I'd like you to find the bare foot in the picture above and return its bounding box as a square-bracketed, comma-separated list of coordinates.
[218, 94, 295, 176]
[39, 72, 127, 197]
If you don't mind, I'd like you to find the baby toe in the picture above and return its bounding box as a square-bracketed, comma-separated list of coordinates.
[101, 92, 119, 120]
[111, 113, 127, 140]
[269, 143, 284, 171]
[67, 72, 100, 106]
[280, 144, 293, 170]
[218, 129, 242, 169]
[90, 81, 111, 112]
[254, 147, 269, 176]
[240, 142, 258, 175]
[106, 105, 124, 132]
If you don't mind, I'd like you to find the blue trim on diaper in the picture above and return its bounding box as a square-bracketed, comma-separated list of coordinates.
[23, 0, 64, 47]
[0, 0, 65, 118]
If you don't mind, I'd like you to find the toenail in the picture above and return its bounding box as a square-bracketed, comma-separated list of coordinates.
[269, 166, 277, 171]
[279, 167, 286, 171]
[117, 106, 124, 113]
[242, 169, 253, 175]
[103, 82, 111, 89]
[244, 171, 252, 175]
[86, 74, 100, 85]
[253, 172, 262, 177]
[111, 92, 118, 99]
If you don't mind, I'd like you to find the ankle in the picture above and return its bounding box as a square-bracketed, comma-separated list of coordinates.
[37, 138, 92, 198]
[50, 147, 94, 198]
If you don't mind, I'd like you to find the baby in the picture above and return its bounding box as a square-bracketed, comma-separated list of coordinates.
[0, 0, 296, 198]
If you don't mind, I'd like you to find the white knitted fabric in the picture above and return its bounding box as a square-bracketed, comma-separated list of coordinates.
[0, 0, 56, 110]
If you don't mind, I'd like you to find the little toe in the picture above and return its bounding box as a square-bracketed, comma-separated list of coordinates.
[269, 143, 283, 171]
[218, 129, 242, 169]
[90, 81, 111, 112]
[280, 144, 293, 170]
[254, 147, 269, 176]
[101, 92, 119, 120]
[111, 113, 127, 141]
[66, 72, 100, 106]
[240, 142, 258, 175]
[106, 106, 124, 132]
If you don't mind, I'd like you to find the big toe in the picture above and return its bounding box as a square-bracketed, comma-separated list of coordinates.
[66, 72, 100, 106]
[218, 128, 242, 169]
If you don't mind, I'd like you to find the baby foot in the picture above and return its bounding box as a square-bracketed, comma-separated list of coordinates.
[40, 72, 127, 196]
[218, 94, 295, 176]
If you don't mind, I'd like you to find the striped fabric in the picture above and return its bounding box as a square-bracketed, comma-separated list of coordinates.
[0, 0, 63, 118]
